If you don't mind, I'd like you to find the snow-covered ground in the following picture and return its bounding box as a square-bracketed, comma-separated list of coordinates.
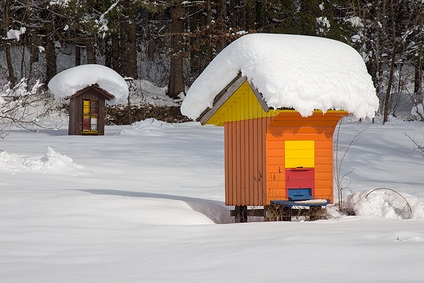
[1, 115, 424, 282]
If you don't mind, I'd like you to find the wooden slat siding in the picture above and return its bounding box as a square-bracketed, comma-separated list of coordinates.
[248, 120, 253, 203]
[68, 98, 77, 135]
[225, 121, 233, 205]
[239, 120, 245, 204]
[266, 129, 286, 203]
[234, 120, 241, 204]
[224, 124, 230, 205]
[257, 118, 268, 204]
[265, 111, 347, 204]
[243, 120, 248, 203]
[224, 117, 271, 206]
[314, 139, 334, 201]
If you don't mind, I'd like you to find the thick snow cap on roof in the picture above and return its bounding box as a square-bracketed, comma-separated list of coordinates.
[48, 64, 128, 105]
[181, 33, 379, 120]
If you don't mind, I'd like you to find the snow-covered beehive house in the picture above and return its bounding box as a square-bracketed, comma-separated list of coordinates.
[48, 64, 128, 135]
[181, 34, 379, 221]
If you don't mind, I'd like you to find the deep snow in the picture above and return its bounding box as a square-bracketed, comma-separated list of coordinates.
[181, 34, 378, 120]
[48, 64, 129, 105]
[1, 32, 423, 283]
[1, 116, 424, 282]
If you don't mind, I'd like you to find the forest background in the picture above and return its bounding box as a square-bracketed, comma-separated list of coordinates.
[1, 0, 423, 123]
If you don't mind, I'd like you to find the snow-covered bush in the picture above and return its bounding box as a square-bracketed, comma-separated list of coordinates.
[411, 102, 424, 121]
[0, 78, 60, 137]
[343, 188, 424, 220]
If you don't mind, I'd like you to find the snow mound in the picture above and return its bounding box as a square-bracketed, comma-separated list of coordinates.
[186, 200, 233, 224]
[181, 33, 378, 120]
[48, 64, 128, 105]
[0, 147, 82, 174]
[133, 198, 216, 225]
[344, 189, 424, 220]
[119, 118, 174, 136]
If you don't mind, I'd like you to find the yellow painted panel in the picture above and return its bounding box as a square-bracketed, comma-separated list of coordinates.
[83, 100, 90, 115]
[285, 140, 314, 168]
[205, 81, 279, 125]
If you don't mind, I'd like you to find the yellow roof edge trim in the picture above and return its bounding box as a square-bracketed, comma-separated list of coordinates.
[272, 109, 349, 114]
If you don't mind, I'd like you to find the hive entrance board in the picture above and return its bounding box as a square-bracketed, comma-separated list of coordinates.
[285, 168, 314, 200]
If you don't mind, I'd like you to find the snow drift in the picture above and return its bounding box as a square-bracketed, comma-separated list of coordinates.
[0, 147, 82, 174]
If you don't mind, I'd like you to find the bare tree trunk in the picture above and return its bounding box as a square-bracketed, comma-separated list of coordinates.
[127, 16, 138, 79]
[75, 44, 81, 66]
[414, 65, 423, 96]
[147, 12, 157, 61]
[111, 34, 120, 71]
[20, 42, 26, 78]
[5, 43, 16, 84]
[45, 32, 57, 83]
[414, 43, 423, 96]
[229, 0, 237, 28]
[245, 0, 254, 30]
[216, 0, 227, 53]
[383, 50, 396, 123]
[188, 10, 198, 75]
[4, 0, 16, 84]
[167, 1, 185, 99]
[120, 19, 128, 76]
[29, 29, 38, 74]
[86, 36, 96, 64]
[383, 0, 397, 124]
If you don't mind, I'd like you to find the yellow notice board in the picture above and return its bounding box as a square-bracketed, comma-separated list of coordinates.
[285, 140, 315, 168]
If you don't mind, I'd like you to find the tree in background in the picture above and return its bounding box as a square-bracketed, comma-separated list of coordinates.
[0, 0, 423, 120]
[408, 1, 424, 121]
[2, 0, 16, 84]
[168, 1, 185, 99]
[350, 0, 423, 123]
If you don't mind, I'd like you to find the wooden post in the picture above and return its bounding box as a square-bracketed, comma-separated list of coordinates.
[234, 205, 247, 223]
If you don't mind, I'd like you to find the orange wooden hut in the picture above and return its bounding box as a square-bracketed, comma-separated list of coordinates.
[197, 75, 347, 219]
[181, 34, 379, 221]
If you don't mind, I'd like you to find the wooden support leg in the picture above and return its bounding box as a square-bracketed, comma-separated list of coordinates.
[309, 207, 325, 221]
[264, 205, 282, 221]
[234, 205, 248, 223]
[282, 207, 292, 221]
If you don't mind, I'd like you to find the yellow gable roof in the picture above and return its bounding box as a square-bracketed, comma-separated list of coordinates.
[198, 74, 349, 126]
[199, 76, 280, 125]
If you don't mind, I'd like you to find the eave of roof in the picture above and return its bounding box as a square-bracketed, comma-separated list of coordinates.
[69, 84, 115, 100]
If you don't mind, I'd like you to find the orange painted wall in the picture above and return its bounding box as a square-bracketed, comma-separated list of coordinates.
[265, 111, 347, 204]
[224, 111, 347, 206]
[203, 78, 348, 206]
